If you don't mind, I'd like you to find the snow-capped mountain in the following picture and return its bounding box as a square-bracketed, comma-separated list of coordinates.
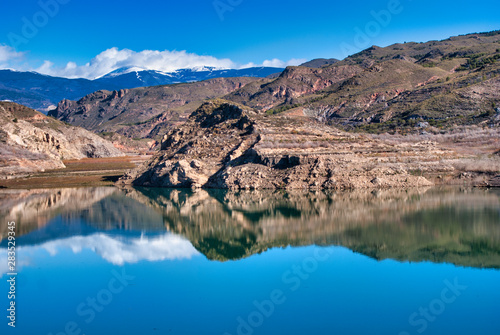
[95, 66, 282, 88]
[97, 66, 151, 78]
[0, 66, 284, 112]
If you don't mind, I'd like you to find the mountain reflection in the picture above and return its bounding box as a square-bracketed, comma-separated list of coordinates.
[1, 186, 499, 268]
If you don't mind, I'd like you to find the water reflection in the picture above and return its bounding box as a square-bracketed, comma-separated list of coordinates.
[1, 186, 499, 268]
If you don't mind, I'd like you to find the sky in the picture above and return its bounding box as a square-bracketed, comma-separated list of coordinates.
[0, 0, 499, 79]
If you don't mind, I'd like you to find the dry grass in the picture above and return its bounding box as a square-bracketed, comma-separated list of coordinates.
[55, 157, 138, 172]
[256, 140, 331, 150]
[448, 157, 500, 173]
[371, 126, 500, 155]
[0, 174, 122, 189]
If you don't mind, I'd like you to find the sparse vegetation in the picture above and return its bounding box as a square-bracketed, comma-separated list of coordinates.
[266, 103, 301, 115]
[421, 62, 436, 68]
[457, 53, 500, 71]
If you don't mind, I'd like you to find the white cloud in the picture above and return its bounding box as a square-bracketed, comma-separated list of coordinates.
[264, 58, 307, 67]
[0, 45, 301, 79]
[35, 48, 237, 79]
[31, 47, 302, 79]
[0, 232, 200, 277]
[241, 58, 307, 69]
[0, 44, 24, 65]
[43, 233, 200, 265]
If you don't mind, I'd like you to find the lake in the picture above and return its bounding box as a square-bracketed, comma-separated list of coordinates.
[1, 186, 499, 335]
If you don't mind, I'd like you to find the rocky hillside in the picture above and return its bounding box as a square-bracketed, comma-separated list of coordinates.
[224, 65, 362, 111]
[49, 77, 259, 145]
[224, 31, 500, 132]
[0, 102, 123, 176]
[48, 31, 500, 152]
[300, 58, 339, 68]
[0, 66, 282, 112]
[120, 99, 485, 190]
[117, 32, 500, 190]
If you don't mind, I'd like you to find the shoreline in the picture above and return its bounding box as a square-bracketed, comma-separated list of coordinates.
[1, 160, 497, 190]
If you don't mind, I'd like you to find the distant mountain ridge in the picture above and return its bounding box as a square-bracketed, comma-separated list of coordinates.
[0, 66, 284, 112]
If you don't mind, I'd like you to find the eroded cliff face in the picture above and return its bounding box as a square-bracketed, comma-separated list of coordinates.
[120, 100, 465, 190]
[0, 102, 123, 176]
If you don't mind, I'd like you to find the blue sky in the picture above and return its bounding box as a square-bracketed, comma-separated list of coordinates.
[0, 0, 499, 78]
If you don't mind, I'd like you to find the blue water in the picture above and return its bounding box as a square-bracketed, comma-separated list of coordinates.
[1, 187, 499, 335]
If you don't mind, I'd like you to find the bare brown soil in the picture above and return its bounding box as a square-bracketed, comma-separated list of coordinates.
[0, 156, 150, 189]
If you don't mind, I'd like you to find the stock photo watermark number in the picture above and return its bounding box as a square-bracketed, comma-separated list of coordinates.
[6, 221, 17, 328]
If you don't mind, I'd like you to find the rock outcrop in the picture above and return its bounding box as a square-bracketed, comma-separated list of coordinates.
[0, 102, 123, 176]
[120, 100, 461, 189]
